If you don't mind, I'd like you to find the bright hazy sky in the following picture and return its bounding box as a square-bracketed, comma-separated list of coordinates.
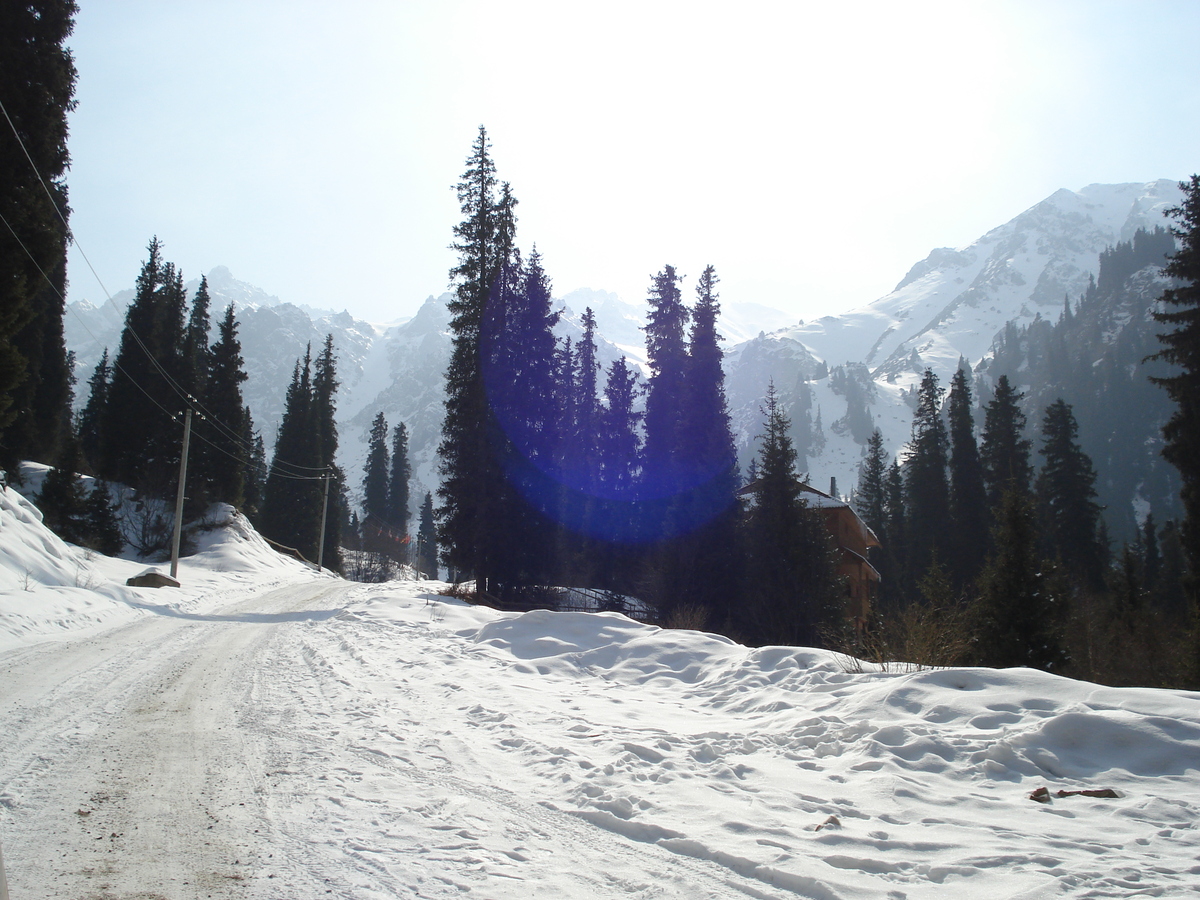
[62, 0, 1200, 324]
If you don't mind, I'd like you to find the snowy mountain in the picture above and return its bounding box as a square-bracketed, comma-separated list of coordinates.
[789, 180, 1180, 377]
[64, 180, 1183, 529]
[721, 179, 1184, 510]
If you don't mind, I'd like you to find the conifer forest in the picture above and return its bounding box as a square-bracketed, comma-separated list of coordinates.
[3, 4, 1200, 690]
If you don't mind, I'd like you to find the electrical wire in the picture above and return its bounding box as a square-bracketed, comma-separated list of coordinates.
[1, 95, 336, 482]
[0, 207, 329, 483]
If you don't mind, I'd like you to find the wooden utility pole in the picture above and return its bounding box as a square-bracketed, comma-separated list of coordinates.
[169, 408, 193, 580]
[317, 467, 331, 571]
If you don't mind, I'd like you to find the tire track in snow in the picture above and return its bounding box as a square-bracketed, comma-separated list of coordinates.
[0, 577, 347, 899]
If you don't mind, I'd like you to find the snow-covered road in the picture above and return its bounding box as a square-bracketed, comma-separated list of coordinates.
[2, 576, 860, 899]
[0, 579, 352, 896]
[3, 566, 1200, 899]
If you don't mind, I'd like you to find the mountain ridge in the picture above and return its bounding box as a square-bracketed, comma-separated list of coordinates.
[63, 179, 1185, 533]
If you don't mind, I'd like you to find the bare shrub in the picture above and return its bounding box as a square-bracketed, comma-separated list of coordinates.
[827, 563, 973, 671]
[343, 549, 394, 583]
[439, 582, 478, 603]
[665, 604, 709, 632]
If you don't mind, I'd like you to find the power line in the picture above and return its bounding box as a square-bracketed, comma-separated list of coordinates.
[1, 93, 333, 479]
[0, 208, 328, 483]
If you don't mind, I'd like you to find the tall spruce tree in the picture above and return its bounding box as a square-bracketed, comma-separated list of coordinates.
[83, 477, 123, 556]
[312, 335, 343, 571]
[362, 412, 390, 524]
[856, 428, 887, 542]
[881, 458, 909, 607]
[260, 349, 322, 560]
[102, 242, 190, 491]
[980, 375, 1032, 510]
[77, 348, 110, 471]
[479, 245, 563, 591]
[1150, 175, 1200, 597]
[904, 369, 950, 589]
[588, 354, 644, 593]
[571, 307, 602, 490]
[182, 275, 211, 398]
[743, 384, 839, 646]
[0, 0, 78, 473]
[192, 303, 248, 509]
[684, 266, 737, 488]
[1037, 399, 1106, 591]
[947, 366, 988, 588]
[599, 357, 641, 495]
[388, 421, 411, 534]
[675, 265, 741, 619]
[438, 126, 517, 591]
[243, 428, 266, 522]
[641, 265, 689, 496]
[1142, 513, 1162, 596]
[975, 489, 1068, 672]
[417, 492, 437, 579]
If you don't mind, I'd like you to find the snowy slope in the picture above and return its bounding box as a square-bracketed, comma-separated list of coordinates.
[788, 180, 1180, 379]
[721, 180, 1184, 498]
[1, 498, 1198, 898]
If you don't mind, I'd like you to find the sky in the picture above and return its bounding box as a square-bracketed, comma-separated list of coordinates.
[61, 0, 1200, 324]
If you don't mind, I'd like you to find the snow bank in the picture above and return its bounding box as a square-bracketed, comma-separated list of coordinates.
[0, 483, 317, 653]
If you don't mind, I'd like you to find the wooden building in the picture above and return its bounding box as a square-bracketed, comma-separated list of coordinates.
[796, 483, 880, 629]
[738, 478, 882, 628]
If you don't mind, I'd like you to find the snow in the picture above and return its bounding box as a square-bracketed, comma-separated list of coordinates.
[3, 486, 1200, 897]
[785, 180, 1182, 381]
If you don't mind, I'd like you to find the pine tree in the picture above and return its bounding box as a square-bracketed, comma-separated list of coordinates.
[0, 0, 78, 473]
[571, 306, 602, 489]
[83, 478, 123, 556]
[312, 335, 343, 571]
[77, 348, 110, 471]
[974, 489, 1068, 672]
[874, 457, 910, 608]
[477, 244, 563, 592]
[641, 265, 689, 495]
[904, 369, 950, 587]
[1142, 513, 1161, 595]
[438, 126, 516, 592]
[947, 366, 988, 588]
[684, 266, 737, 488]
[183, 275, 212, 398]
[675, 264, 741, 618]
[856, 428, 887, 542]
[743, 384, 839, 646]
[1150, 175, 1200, 598]
[856, 428, 894, 606]
[37, 436, 86, 544]
[417, 492, 438, 579]
[555, 335, 577, 464]
[192, 304, 248, 508]
[388, 421, 411, 534]
[1157, 518, 1188, 615]
[102, 240, 189, 491]
[243, 427, 266, 522]
[598, 356, 641, 495]
[260, 349, 321, 559]
[1037, 399, 1106, 590]
[980, 374, 1032, 510]
[362, 412, 390, 524]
